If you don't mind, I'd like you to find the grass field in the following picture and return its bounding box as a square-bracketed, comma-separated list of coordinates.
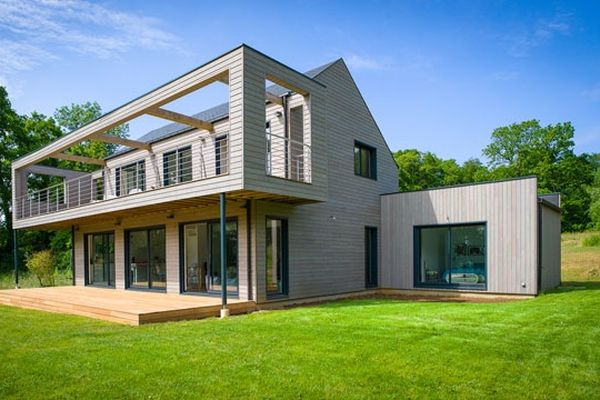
[0, 234, 599, 399]
[561, 231, 600, 282]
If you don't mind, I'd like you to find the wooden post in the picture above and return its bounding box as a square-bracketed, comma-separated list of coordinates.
[220, 192, 229, 317]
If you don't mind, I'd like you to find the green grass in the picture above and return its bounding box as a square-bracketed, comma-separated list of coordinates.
[0, 284, 599, 399]
[561, 231, 600, 281]
[1, 235, 599, 399]
[582, 234, 600, 247]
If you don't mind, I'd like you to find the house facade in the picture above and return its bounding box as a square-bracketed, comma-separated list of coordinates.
[11, 45, 560, 306]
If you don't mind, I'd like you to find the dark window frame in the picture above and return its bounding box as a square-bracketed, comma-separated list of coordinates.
[116, 159, 145, 196]
[413, 221, 488, 291]
[365, 226, 378, 288]
[215, 136, 228, 176]
[265, 216, 289, 299]
[124, 225, 167, 291]
[354, 140, 377, 180]
[178, 217, 240, 297]
[163, 146, 192, 187]
[84, 230, 115, 288]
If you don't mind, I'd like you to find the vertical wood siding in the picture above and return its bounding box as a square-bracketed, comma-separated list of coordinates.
[540, 204, 561, 290]
[381, 177, 540, 295]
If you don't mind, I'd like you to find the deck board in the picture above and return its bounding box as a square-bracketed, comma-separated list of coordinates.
[0, 286, 256, 325]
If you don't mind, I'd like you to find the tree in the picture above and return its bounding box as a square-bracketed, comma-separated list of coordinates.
[483, 120, 595, 231]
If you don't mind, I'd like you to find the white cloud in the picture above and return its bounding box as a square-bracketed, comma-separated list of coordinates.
[0, 0, 182, 79]
[345, 54, 390, 71]
[582, 82, 600, 101]
[504, 12, 572, 57]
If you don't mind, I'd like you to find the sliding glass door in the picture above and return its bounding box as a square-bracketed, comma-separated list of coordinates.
[127, 227, 166, 290]
[415, 223, 486, 289]
[86, 232, 115, 287]
[181, 219, 238, 295]
[266, 218, 288, 297]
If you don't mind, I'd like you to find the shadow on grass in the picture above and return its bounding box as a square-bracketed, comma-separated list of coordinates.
[544, 281, 600, 294]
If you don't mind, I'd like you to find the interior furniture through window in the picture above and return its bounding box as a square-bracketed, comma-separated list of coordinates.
[181, 219, 238, 295]
[126, 227, 166, 290]
[415, 223, 486, 289]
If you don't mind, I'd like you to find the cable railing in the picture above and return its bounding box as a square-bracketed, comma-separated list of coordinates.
[266, 133, 311, 183]
[15, 135, 230, 220]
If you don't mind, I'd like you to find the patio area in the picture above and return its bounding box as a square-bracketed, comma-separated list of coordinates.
[0, 286, 256, 325]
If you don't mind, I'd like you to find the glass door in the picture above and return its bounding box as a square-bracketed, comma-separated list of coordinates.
[127, 227, 166, 290]
[181, 220, 238, 294]
[87, 232, 115, 287]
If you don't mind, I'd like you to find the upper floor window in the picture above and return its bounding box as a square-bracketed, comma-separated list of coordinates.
[354, 141, 377, 180]
[116, 160, 145, 196]
[163, 146, 192, 186]
[215, 136, 228, 176]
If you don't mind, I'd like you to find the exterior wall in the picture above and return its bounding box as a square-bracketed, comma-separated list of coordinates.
[540, 203, 561, 290]
[252, 60, 398, 302]
[381, 177, 539, 295]
[241, 46, 328, 202]
[74, 202, 250, 299]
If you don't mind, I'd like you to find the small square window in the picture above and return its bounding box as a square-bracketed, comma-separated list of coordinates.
[354, 141, 377, 179]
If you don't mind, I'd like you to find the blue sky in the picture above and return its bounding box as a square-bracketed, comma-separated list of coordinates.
[1, 0, 599, 162]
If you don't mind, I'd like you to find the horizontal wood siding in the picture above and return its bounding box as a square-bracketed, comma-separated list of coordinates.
[73, 203, 249, 299]
[241, 47, 328, 202]
[540, 204, 561, 290]
[381, 178, 539, 295]
[253, 60, 398, 302]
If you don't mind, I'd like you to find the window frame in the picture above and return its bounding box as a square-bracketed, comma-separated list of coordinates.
[265, 216, 289, 299]
[354, 140, 377, 180]
[116, 159, 145, 196]
[163, 146, 192, 187]
[124, 225, 167, 291]
[413, 221, 488, 291]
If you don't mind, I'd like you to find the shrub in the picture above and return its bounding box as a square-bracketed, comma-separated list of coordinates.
[582, 235, 600, 247]
[26, 250, 56, 287]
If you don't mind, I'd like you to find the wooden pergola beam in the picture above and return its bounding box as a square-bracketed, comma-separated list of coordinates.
[52, 153, 106, 166]
[93, 134, 151, 151]
[265, 92, 283, 106]
[147, 108, 214, 132]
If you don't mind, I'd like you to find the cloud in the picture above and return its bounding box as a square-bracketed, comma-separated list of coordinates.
[504, 12, 572, 57]
[345, 54, 390, 71]
[581, 82, 600, 101]
[0, 0, 182, 79]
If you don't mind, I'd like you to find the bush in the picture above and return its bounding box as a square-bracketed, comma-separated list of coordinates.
[582, 235, 600, 247]
[26, 250, 56, 286]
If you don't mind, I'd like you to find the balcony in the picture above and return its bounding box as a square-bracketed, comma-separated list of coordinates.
[265, 133, 312, 184]
[14, 135, 230, 221]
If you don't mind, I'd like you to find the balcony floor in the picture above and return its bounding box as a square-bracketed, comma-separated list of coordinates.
[0, 286, 256, 325]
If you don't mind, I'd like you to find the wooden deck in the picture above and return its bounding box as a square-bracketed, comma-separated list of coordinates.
[0, 286, 257, 325]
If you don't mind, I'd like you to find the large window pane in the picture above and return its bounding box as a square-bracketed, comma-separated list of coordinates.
[127, 227, 166, 290]
[87, 232, 115, 287]
[266, 218, 287, 297]
[450, 225, 486, 286]
[418, 227, 449, 285]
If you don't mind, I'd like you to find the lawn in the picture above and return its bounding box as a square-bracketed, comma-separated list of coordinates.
[0, 235, 599, 399]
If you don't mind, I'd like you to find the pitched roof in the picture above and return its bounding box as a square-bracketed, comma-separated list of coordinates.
[106, 60, 338, 160]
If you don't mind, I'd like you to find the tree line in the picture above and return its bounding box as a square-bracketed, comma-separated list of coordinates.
[1, 86, 600, 275]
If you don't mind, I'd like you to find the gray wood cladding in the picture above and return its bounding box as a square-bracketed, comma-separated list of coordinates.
[381, 177, 540, 295]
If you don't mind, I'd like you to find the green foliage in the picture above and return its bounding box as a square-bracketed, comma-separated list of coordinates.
[394, 149, 488, 191]
[582, 235, 600, 247]
[483, 120, 595, 231]
[588, 168, 600, 229]
[25, 250, 56, 286]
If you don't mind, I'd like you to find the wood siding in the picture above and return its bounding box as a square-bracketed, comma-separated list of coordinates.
[381, 177, 540, 295]
[540, 203, 561, 290]
[253, 60, 398, 302]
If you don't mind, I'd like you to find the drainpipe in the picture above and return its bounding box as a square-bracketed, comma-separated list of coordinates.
[283, 92, 291, 179]
[13, 229, 19, 289]
[71, 225, 76, 286]
[220, 192, 229, 318]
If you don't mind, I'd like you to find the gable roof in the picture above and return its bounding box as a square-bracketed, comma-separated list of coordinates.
[106, 60, 338, 160]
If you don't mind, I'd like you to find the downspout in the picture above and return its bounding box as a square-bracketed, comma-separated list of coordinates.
[71, 225, 76, 286]
[283, 92, 290, 179]
[537, 200, 542, 295]
[246, 199, 253, 301]
[13, 229, 19, 289]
